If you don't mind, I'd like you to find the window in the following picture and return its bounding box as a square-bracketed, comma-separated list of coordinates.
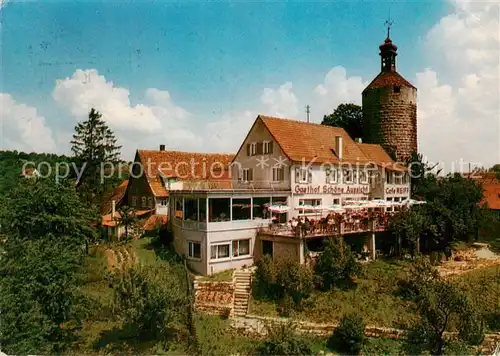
[232, 198, 251, 221]
[298, 199, 322, 214]
[394, 172, 403, 185]
[359, 170, 368, 184]
[131, 196, 137, 207]
[250, 142, 257, 155]
[326, 166, 338, 184]
[343, 168, 353, 184]
[209, 198, 230, 222]
[188, 241, 201, 260]
[184, 198, 198, 221]
[295, 167, 310, 183]
[160, 199, 168, 206]
[333, 198, 340, 205]
[394, 86, 401, 93]
[272, 167, 285, 182]
[352, 169, 359, 184]
[141, 197, 147, 207]
[253, 197, 271, 219]
[386, 171, 394, 184]
[241, 168, 253, 182]
[263, 141, 273, 154]
[402, 173, 409, 184]
[211, 243, 230, 260]
[199, 198, 207, 222]
[232, 239, 250, 257]
[148, 197, 153, 208]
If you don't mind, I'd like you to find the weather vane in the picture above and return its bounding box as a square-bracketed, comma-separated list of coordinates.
[384, 13, 394, 38]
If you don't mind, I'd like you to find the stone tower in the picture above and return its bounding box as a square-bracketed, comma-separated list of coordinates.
[362, 34, 417, 162]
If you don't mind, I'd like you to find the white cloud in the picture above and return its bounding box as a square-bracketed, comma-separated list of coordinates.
[416, 0, 499, 170]
[52, 69, 200, 159]
[0, 93, 57, 153]
[312, 66, 367, 122]
[260, 82, 299, 118]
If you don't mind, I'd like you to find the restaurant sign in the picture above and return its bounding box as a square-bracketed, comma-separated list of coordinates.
[385, 187, 410, 195]
[294, 185, 369, 195]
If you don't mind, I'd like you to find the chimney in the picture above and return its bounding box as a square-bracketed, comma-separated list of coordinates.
[334, 135, 343, 160]
[159, 144, 166, 151]
[112, 200, 116, 217]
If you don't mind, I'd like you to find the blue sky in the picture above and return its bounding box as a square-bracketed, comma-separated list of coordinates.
[1, 0, 498, 169]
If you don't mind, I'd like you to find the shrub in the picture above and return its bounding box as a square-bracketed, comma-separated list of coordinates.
[275, 259, 314, 310]
[253, 255, 277, 299]
[328, 313, 365, 354]
[314, 238, 361, 290]
[256, 322, 312, 356]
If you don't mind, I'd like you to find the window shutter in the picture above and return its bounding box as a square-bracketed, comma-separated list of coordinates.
[269, 141, 274, 154]
[280, 167, 284, 181]
[238, 169, 243, 182]
[325, 168, 330, 183]
[257, 142, 263, 155]
[295, 167, 300, 182]
[249, 168, 253, 181]
[246, 144, 250, 156]
[308, 168, 312, 183]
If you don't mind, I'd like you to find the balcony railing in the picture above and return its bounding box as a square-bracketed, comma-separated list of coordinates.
[258, 215, 390, 238]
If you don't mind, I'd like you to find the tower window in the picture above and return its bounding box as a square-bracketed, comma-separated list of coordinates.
[393, 86, 401, 93]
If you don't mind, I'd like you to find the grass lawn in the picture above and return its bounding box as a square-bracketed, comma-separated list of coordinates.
[250, 259, 417, 329]
[249, 259, 500, 331]
[198, 268, 234, 282]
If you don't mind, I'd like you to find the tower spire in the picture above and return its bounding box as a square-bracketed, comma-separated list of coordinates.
[384, 17, 394, 39]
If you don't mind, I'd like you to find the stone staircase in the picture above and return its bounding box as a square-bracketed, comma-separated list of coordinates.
[233, 270, 252, 317]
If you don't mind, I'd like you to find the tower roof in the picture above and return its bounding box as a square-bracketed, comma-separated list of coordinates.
[363, 71, 416, 91]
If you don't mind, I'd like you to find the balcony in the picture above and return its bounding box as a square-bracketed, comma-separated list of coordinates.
[257, 212, 391, 239]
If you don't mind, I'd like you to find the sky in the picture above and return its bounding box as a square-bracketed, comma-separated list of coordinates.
[0, 0, 498, 171]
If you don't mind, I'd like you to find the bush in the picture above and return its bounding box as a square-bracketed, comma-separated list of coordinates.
[253, 255, 277, 299]
[314, 238, 361, 290]
[256, 322, 312, 356]
[328, 313, 365, 354]
[253, 257, 313, 312]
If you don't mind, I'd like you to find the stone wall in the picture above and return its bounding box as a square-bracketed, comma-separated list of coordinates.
[231, 314, 500, 353]
[193, 277, 235, 316]
[363, 85, 417, 162]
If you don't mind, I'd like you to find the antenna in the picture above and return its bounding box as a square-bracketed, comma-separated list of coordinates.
[305, 105, 311, 123]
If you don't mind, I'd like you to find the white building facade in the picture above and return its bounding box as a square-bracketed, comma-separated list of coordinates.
[167, 115, 411, 275]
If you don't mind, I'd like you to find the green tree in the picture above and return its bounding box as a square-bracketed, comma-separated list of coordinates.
[389, 206, 430, 257]
[0, 178, 92, 354]
[328, 313, 366, 355]
[117, 205, 140, 240]
[321, 103, 363, 140]
[314, 238, 361, 290]
[109, 264, 189, 341]
[275, 259, 314, 310]
[71, 108, 122, 206]
[402, 259, 485, 355]
[406, 152, 441, 198]
[256, 322, 312, 356]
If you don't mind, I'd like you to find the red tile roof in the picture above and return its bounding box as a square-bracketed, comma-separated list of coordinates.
[137, 150, 234, 197]
[363, 71, 416, 91]
[102, 180, 128, 214]
[143, 214, 168, 231]
[357, 143, 407, 171]
[259, 115, 392, 165]
[464, 172, 500, 210]
[101, 209, 154, 227]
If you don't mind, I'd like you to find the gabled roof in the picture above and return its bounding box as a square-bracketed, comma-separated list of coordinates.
[257, 115, 372, 164]
[102, 180, 128, 214]
[363, 71, 416, 91]
[357, 143, 407, 171]
[143, 214, 168, 231]
[136, 150, 234, 197]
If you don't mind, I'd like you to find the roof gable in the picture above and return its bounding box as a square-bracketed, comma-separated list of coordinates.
[258, 115, 372, 164]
